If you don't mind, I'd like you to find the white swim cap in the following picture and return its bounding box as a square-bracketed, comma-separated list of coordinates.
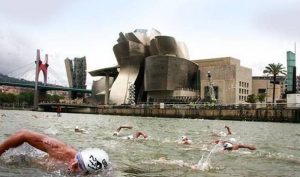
[228, 138, 237, 144]
[76, 148, 109, 173]
[181, 136, 188, 140]
[223, 142, 233, 150]
[113, 131, 119, 136]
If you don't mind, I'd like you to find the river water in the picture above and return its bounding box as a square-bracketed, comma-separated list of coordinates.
[0, 110, 299, 177]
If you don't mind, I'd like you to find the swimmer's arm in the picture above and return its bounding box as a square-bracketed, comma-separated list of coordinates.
[225, 126, 232, 135]
[237, 144, 256, 150]
[134, 131, 148, 139]
[0, 129, 49, 155]
[117, 125, 133, 132]
[214, 140, 226, 144]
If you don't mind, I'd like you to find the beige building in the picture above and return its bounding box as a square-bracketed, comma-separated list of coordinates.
[252, 76, 285, 103]
[193, 57, 252, 104]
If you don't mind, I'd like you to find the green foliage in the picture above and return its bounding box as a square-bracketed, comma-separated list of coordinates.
[263, 63, 286, 103]
[257, 93, 267, 103]
[45, 94, 64, 103]
[0, 92, 63, 105]
[0, 93, 16, 103]
[0, 92, 34, 105]
[263, 63, 287, 76]
[246, 94, 257, 103]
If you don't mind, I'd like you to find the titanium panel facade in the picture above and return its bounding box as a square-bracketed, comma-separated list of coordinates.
[144, 56, 198, 91]
[90, 29, 200, 105]
[109, 41, 146, 105]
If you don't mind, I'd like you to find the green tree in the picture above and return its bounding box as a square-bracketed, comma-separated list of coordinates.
[6, 93, 16, 103]
[45, 94, 63, 103]
[257, 93, 267, 103]
[246, 94, 257, 103]
[263, 63, 286, 103]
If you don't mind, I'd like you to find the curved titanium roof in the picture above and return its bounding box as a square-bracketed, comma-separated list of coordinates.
[89, 66, 119, 77]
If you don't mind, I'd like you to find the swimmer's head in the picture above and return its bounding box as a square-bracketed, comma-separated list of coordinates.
[223, 142, 233, 150]
[113, 131, 119, 136]
[228, 138, 237, 144]
[76, 148, 109, 173]
[181, 136, 188, 141]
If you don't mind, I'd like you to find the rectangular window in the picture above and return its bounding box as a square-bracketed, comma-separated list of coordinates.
[258, 89, 266, 94]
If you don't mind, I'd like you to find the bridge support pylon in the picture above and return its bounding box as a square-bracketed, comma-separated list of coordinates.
[34, 49, 49, 110]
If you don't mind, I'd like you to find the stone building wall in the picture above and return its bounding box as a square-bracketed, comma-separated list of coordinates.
[192, 57, 252, 104]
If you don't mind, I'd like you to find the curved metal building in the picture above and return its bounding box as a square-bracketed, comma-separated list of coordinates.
[145, 56, 198, 91]
[89, 29, 200, 105]
[109, 40, 146, 105]
[144, 55, 199, 99]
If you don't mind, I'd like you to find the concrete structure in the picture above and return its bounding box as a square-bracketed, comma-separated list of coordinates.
[287, 94, 300, 108]
[64, 59, 74, 88]
[89, 66, 119, 104]
[193, 57, 252, 104]
[96, 106, 300, 123]
[252, 76, 285, 103]
[34, 49, 49, 109]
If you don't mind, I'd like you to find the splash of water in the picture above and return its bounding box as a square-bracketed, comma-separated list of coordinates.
[193, 144, 221, 171]
[43, 127, 59, 135]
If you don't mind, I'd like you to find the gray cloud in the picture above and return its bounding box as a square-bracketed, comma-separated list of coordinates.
[0, 30, 36, 77]
[0, 0, 75, 25]
[256, 2, 300, 39]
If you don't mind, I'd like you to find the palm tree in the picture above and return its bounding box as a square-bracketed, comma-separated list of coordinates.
[263, 63, 286, 103]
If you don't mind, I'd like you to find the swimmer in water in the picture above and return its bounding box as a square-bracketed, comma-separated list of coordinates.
[212, 125, 232, 137]
[122, 131, 148, 140]
[215, 138, 256, 151]
[224, 125, 232, 135]
[178, 136, 192, 145]
[74, 126, 88, 134]
[113, 125, 133, 136]
[0, 129, 110, 174]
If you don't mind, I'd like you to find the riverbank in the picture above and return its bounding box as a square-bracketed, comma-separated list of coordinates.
[36, 103, 300, 123]
[96, 107, 300, 123]
[2, 103, 300, 123]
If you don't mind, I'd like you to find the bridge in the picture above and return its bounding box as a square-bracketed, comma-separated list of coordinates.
[0, 81, 91, 93]
[0, 49, 91, 110]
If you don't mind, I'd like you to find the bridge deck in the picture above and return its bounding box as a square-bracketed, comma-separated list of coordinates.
[0, 81, 92, 93]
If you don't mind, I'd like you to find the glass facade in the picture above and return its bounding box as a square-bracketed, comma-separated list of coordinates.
[287, 51, 295, 92]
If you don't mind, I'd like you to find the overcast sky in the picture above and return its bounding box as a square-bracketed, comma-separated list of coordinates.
[0, 0, 299, 88]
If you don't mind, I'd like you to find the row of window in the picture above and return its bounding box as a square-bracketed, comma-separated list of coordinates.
[239, 88, 249, 94]
[239, 95, 247, 101]
[239, 81, 249, 88]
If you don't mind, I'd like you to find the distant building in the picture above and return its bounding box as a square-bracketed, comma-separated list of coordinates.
[0, 85, 33, 94]
[64, 57, 87, 98]
[296, 76, 300, 93]
[252, 76, 285, 103]
[64, 57, 87, 89]
[286, 51, 296, 93]
[89, 29, 199, 105]
[192, 57, 252, 104]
